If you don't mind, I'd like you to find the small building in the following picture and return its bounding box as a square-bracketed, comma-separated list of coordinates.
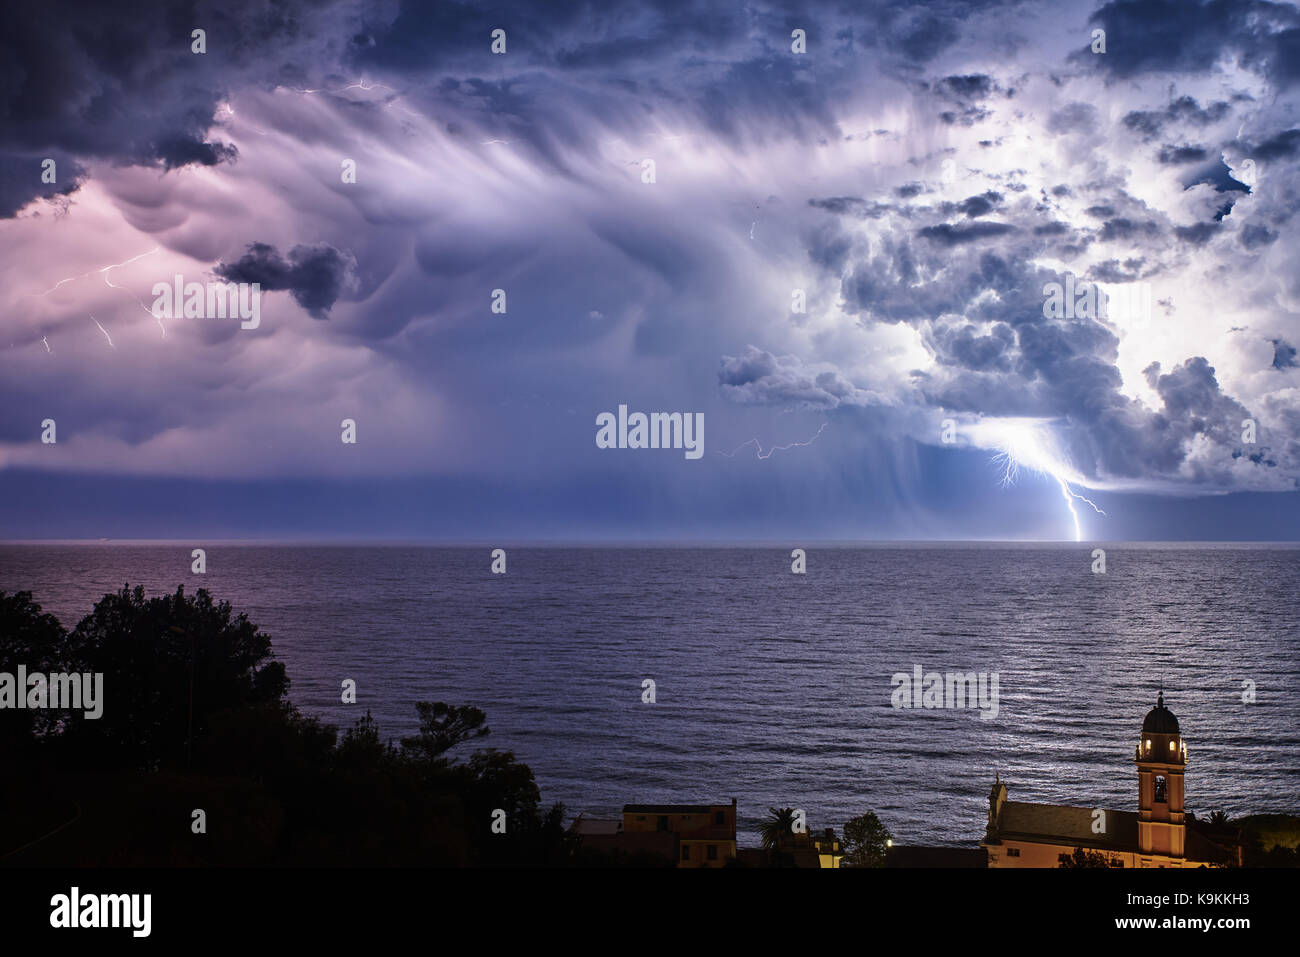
[731, 826, 844, 867]
[622, 800, 737, 867]
[783, 827, 844, 868]
[810, 827, 844, 868]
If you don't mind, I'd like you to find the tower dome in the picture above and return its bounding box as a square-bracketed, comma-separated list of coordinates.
[1142, 691, 1179, 734]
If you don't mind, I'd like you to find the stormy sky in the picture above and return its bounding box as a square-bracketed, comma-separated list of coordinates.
[2, 0, 1298, 540]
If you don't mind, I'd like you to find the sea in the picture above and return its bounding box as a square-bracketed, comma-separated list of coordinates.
[1, 542, 1296, 847]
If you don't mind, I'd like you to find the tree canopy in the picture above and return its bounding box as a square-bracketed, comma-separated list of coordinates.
[0, 584, 568, 866]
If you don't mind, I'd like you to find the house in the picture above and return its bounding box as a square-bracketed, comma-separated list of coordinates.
[621, 800, 738, 867]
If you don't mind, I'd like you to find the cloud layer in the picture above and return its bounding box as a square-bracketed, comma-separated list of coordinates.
[1, 0, 1298, 538]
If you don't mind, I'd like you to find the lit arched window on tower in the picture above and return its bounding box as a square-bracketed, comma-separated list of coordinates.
[1169, 740, 1176, 752]
[1154, 774, 1167, 803]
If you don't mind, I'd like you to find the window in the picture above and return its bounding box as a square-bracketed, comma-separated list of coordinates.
[715, 811, 725, 825]
[681, 845, 690, 860]
[1169, 740, 1176, 752]
[1007, 848, 1020, 857]
[707, 844, 718, 861]
[1144, 739, 1151, 752]
[1154, 775, 1167, 803]
[657, 816, 669, 832]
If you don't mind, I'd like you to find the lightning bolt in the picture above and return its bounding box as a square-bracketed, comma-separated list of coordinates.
[41, 336, 50, 353]
[33, 246, 159, 297]
[284, 77, 396, 97]
[91, 315, 115, 349]
[101, 248, 166, 335]
[282, 79, 422, 125]
[337, 78, 395, 94]
[984, 420, 1105, 542]
[717, 422, 829, 459]
[1050, 475, 1106, 543]
[28, 247, 164, 337]
[215, 101, 267, 135]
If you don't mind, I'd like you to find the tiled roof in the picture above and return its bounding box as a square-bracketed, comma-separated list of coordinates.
[996, 801, 1139, 853]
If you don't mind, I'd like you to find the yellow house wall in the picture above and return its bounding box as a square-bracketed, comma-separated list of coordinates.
[678, 840, 735, 868]
[984, 839, 1209, 869]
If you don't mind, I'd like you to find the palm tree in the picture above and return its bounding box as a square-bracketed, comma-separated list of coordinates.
[1209, 810, 1230, 826]
[760, 807, 798, 851]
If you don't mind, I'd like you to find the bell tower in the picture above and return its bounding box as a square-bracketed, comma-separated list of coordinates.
[1135, 690, 1187, 861]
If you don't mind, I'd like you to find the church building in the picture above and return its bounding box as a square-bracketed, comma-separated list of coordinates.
[982, 693, 1242, 867]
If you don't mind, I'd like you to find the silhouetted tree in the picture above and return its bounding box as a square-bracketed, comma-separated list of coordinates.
[1058, 846, 1124, 867]
[63, 585, 289, 770]
[0, 591, 69, 758]
[3, 583, 573, 866]
[400, 702, 490, 763]
[760, 807, 798, 852]
[842, 811, 893, 867]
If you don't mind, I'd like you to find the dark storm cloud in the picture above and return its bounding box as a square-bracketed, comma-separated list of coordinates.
[1241, 223, 1277, 249]
[0, 0, 297, 217]
[349, 0, 850, 158]
[925, 338, 1265, 486]
[917, 222, 1016, 245]
[939, 106, 992, 127]
[938, 74, 996, 100]
[897, 13, 960, 62]
[1173, 222, 1220, 245]
[344, 0, 1030, 167]
[1145, 358, 1255, 446]
[1088, 258, 1148, 282]
[1083, 0, 1300, 87]
[789, 187, 1281, 488]
[952, 191, 1003, 217]
[1249, 128, 1300, 160]
[1122, 96, 1232, 139]
[1100, 217, 1160, 241]
[808, 197, 894, 219]
[155, 137, 239, 171]
[718, 346, 881, 410]
[215, 242, 358, 319]
[1273, 339, 1298, 370]
[0, 153, 86, 218]
[0, 0, 1039, 223]
[1158, 145, 1208, 164]
[930, 322, 1016, 372]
